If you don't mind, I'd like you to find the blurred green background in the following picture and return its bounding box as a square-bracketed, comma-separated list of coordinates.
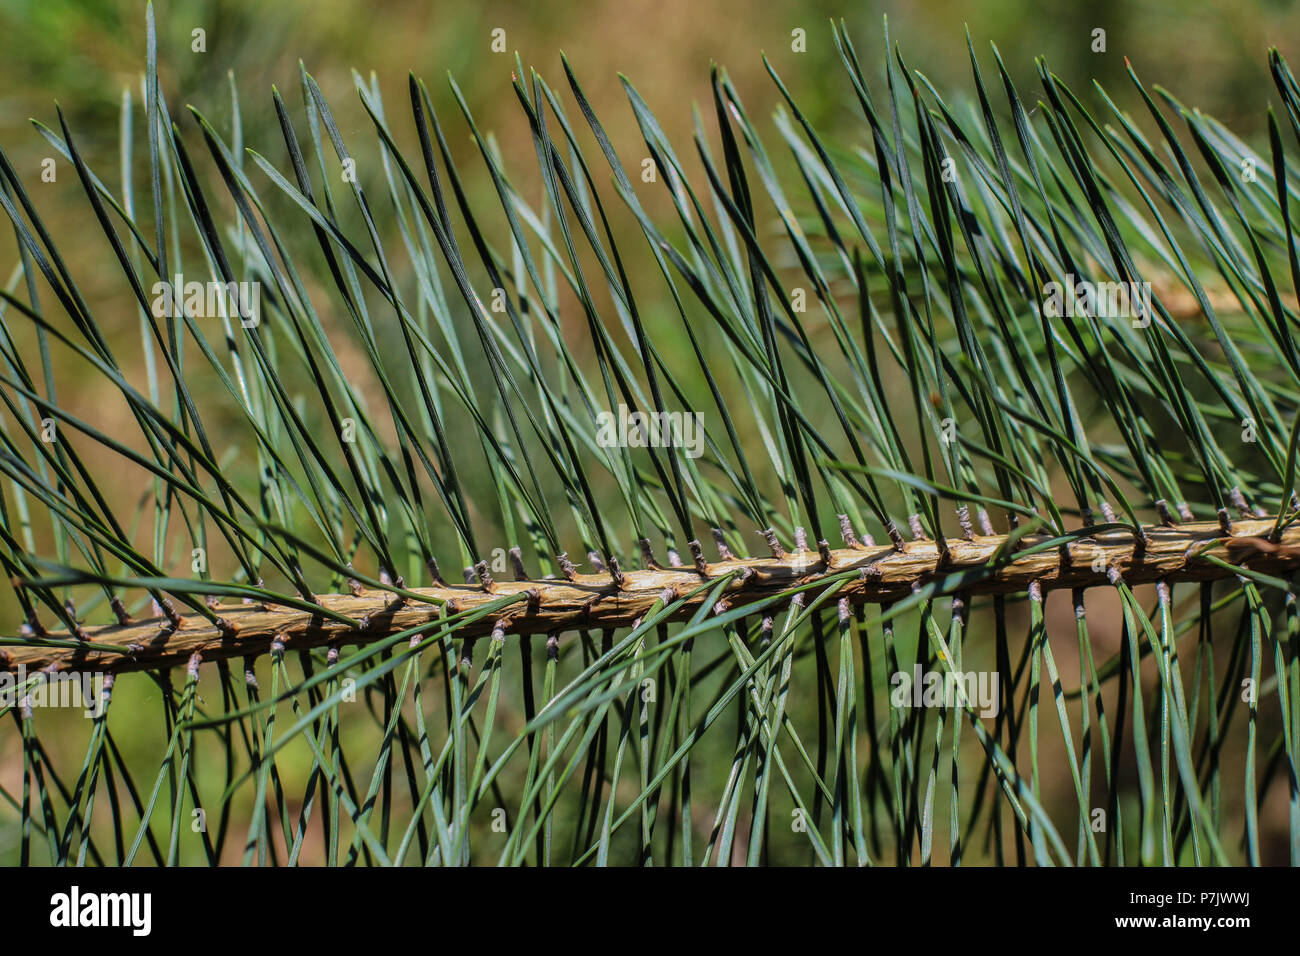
[3, 0, 1297, 149]
[1, 0, 1298, 864]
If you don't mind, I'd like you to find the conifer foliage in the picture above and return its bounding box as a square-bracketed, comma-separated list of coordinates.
[1, 7, 1299, 865]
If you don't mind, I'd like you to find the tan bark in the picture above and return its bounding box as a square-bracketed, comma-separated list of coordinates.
[3, 517, 1298, 675]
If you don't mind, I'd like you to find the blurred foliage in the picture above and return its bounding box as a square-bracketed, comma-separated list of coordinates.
[4, 0, 1298, 142]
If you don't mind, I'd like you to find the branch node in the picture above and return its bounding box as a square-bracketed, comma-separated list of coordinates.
[1155, 499, 1177, 526]
[109, 596, 132, 626]
[426, 556, 446, 587]
[608, 555, 628, 590]
[688, 540, 709, 576]
[838, 514, 862, 550]
[957, 505, 974, 540]
[760, 528, 786, 560]
[159, 599, 184, 629]
[711, 528, 735, 561]
[1229, 487, 1252, 518]
[509, 547, 528, 581]
[885, 520, 906, 551]
[473, 561, 497, 593]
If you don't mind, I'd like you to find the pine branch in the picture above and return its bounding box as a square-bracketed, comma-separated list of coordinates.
[5, 517, 1297, 675]
[4, 4, 1300, 865]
